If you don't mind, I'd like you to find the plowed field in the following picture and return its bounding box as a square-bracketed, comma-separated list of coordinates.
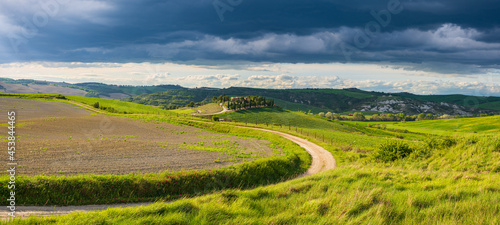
[0, 98, 276, 175]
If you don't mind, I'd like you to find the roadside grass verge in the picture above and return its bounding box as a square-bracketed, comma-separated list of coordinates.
[13, 165, 500, 224]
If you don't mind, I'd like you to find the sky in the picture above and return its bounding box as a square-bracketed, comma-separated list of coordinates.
[0, 0, 499, 96]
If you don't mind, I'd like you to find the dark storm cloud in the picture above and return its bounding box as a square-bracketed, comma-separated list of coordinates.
[1, 0, 499, 74]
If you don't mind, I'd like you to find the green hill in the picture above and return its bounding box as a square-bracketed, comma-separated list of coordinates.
[221, 107, 354, 132]
[127, 87, 498, 116]
[1, 78, 498, 114]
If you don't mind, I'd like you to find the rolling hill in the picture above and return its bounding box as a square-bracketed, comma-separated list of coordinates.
[126, 87, 498, 116]
[0, 78, 498, 115]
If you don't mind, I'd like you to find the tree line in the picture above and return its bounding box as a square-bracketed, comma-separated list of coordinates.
[213, 95, 275, 111]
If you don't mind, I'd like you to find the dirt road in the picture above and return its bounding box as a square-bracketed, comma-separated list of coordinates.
[1, 122, 336, 220]
[245, 127, 336, 176]
[194, 105, 230, 116]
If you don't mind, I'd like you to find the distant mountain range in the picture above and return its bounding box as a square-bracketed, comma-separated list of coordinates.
[0, 78, 498, 115]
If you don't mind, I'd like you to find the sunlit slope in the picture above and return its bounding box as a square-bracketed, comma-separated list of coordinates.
[394, 115, 500, 134]
[222, 107, 354, 132]
[0, 93, 172, 115]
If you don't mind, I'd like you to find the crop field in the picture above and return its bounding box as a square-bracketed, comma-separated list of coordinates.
[0, 98, 277, 175]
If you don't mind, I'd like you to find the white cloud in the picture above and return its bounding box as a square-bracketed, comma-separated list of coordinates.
[0, 61, 498, 96]
[175, 74, 241, 87]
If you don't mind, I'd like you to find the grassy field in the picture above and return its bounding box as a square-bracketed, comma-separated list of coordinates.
[169, 107, 195, 114]
[196, 103, 223, 114]
[222, 107, 354, 131]
[344, 115, 500, 135]
[6, 94, 500, 224]
[169, 103, 223, 115]
[221, 107, 426, 153]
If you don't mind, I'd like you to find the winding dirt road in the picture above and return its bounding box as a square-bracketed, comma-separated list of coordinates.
[1, 119, 336, 220]
[243, 127, 336, 176]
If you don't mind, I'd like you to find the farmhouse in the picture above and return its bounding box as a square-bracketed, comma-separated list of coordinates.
[230, 96, 250, 101]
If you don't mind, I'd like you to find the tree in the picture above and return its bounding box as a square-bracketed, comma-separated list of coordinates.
[325, 112, 333, 119]
[188, 101, 195, 107]
[93, 102, 99, 108]
[318, 112, 325, 117]
[353, 112, 366, 121]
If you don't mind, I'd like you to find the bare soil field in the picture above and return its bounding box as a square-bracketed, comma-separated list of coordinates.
[0, 98, 277, 175]
[0, 82, 87, 96]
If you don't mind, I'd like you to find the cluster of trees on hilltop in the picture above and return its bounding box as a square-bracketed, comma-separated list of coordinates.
[212, 95, 274, 111]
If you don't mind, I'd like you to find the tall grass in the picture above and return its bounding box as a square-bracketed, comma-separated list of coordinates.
[14, 164, 500, 224]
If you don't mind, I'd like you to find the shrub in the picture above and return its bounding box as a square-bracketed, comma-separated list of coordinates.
[375, 140, 414, 162]
[55, 94, 66, 99]
[212, 116, 219, 121]
[426, 137, 457, 149]
[93, 102, 100, 108]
